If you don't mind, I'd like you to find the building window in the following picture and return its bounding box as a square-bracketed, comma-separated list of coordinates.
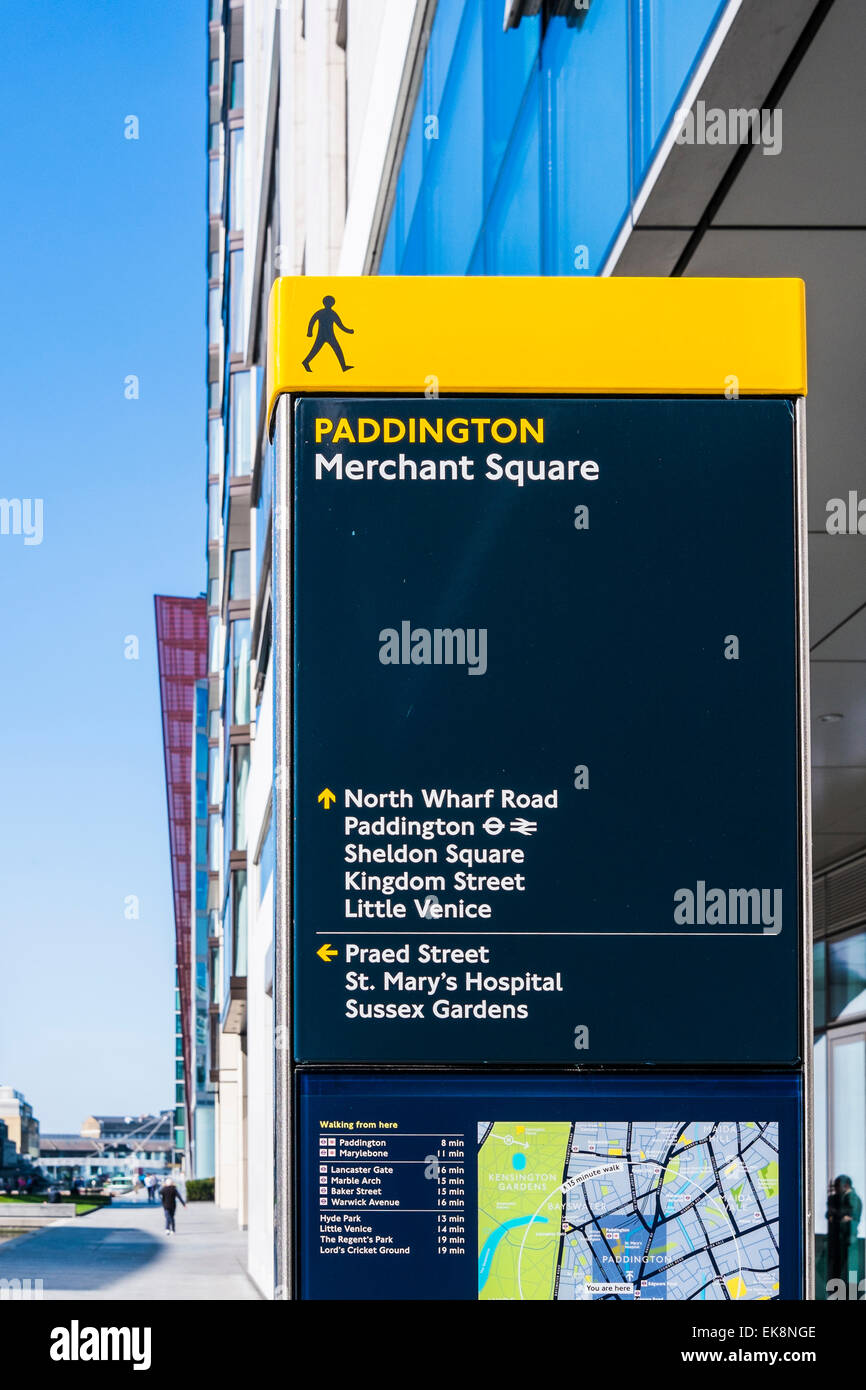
[196, 870, 208, 915]
[229, 251, 245, 355]
[230, 60, 244, 110]
[208, 416, 224, 475]
[230, 371, 252, 475]
[208, 156, 222, 217]
[233, 870, 248, 976]
[229, 548, 250, 600]
[207, 478, 222, 543]
[234, 745, 250, 850]
[208, 285, 221, 345]
[230, 618, 251, 726]
[828, 931, 866, 1022]
[208, 613, 222, 673]
[208, 746, 221, 807]
[229, 128, 245, 231]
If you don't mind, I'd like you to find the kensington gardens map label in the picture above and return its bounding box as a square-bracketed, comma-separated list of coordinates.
[291, 395, 802, 1067]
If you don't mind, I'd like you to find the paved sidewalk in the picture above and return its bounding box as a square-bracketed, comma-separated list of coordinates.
[0, 1196, 260, 1300]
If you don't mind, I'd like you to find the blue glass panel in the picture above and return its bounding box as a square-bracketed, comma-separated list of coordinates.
[195, 915, 208, 958]
[195, 822, 207, 865]
[482, 0, 539, 201]
[484, 74, 541, 274]
[195, 683, 208, 725]
[400, 191, 427, 275]
[195, 869, 208, 913]
[427, 0, 466, 115]
[396, 98, 425, 266]
[423, 0, 483, 273]
[544, 6, 630, 275]
[635, 0, 727, 182]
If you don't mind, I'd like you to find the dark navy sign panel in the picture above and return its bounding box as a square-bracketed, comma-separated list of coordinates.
[298, 1071, 802, 1302]
[292, 396, 801, 1066]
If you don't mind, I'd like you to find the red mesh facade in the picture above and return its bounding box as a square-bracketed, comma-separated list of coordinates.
[154, 595, 208, 1140]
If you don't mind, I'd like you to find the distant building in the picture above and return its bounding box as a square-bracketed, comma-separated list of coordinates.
[0, 1119, 17, 1170]
[39, 1112, 176, 1184]
[0, 1086, 39, 1160]
[79, 1114, 171, 1142]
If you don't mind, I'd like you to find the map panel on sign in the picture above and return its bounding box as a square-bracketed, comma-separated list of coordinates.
[297, 1073, 801, 1300]
[478, 1120, 780, 1301]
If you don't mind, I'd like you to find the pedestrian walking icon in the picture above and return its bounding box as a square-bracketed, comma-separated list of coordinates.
[302, 295, 354, 372]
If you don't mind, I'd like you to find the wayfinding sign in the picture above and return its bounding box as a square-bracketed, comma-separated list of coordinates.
[292, 393, 801, 1066]
[267, 275, 810, 1300]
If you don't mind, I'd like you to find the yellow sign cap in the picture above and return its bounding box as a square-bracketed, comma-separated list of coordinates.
[267, 275, 806, 428]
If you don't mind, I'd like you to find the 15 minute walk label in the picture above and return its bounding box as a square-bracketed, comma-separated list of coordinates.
[291, 397, 802, 1066]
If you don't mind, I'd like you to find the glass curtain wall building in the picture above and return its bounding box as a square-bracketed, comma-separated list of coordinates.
[380, 0, 727, 276]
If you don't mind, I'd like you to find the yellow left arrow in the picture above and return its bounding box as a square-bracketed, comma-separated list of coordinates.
[317, 943, 339, 962]
[318, 787, 336, 809]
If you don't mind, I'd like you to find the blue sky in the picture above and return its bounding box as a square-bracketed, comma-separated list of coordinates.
[0, 1, 204, 1131]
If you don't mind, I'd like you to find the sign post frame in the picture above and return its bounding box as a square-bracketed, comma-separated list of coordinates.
[270, 276, 811, 1302]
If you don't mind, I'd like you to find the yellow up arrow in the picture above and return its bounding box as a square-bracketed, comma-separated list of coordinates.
[317, 943, 339, 962]
[318, 787, 336, 809]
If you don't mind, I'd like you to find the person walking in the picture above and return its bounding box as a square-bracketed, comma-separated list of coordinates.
[160, 1177, 186, 1235]
[145, 1173, 156, 1203]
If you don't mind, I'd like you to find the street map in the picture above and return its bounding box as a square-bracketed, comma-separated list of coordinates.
[478, 1119, 780, 1300]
